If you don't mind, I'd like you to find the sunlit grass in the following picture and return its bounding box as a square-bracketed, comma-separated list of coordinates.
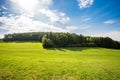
[0, 42, 120, 80]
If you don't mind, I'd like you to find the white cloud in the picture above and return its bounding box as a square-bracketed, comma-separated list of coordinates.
[60, 17, 70, 24]
[105, 31, 120, 41]
[1, 5, 8, 10]
[0, 14, 69, 36]
[79, 25, 90, 29]
[65, 25, 90, 32]
[104, 20, 115, 24]
[91, 31, 120, 41]
[66, 26, 79, 31]
[78, 0, 94, 9]
[40, 0, 52, 6]
[39, 9, 59, 22]
[10, 0, 70, 24]
[82, 18, 91, 22]
[9, 0, 52, 12]
[10, 0, 52, 7]
[39, 8, 70, 24]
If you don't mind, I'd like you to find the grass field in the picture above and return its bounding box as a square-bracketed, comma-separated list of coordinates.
[0, 42, 120, 80]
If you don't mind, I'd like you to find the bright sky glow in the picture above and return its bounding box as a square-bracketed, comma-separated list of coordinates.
[12, 0, 38, 11]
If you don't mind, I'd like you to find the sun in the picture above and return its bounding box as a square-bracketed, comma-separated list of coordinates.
[16, 0, 38, 11]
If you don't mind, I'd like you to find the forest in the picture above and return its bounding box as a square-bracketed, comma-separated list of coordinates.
[3, 32, 120, 49]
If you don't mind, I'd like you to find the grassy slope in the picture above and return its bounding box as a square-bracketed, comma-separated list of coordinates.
[0, 42, 120, 80]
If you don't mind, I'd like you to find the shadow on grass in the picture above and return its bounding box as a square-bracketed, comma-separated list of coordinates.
[45, 47, 100, 52]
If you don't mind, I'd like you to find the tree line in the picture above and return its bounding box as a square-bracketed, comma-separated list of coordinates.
[3, 32, 120, 49]
[3, 32, 46, 42]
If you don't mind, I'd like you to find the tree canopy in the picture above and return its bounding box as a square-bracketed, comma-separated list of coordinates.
[3, 32, 120, 49]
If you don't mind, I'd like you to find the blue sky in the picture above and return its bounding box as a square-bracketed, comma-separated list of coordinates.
[0, 0, 120, 41]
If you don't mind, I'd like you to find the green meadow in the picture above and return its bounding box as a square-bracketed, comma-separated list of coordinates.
[0, 42, 120, 80]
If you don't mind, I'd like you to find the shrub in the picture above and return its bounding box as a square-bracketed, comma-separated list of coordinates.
[42, 35, 54, 48]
